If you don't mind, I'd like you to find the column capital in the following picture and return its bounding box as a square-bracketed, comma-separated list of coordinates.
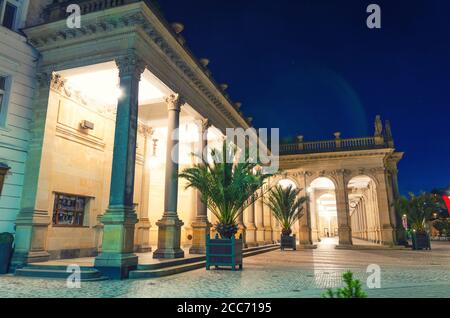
[116, 51, 146, 79]
[199, 118, 211, 132]
[165, 93, 185, 112]
[138, 122, 154, 137]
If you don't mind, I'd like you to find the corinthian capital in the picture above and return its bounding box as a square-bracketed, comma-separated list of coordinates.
[199, 118, 211, 132]
[115, 51, 146, 80]
[165, 93, 185, 112]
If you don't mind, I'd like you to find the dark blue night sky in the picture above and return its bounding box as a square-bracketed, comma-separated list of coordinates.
[158, 0, 450, 195]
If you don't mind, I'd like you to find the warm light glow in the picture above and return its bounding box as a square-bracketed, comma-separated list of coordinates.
[310, 177, 335, 190]
[278, 179, 297, 189]
[64, 67, 165, 106]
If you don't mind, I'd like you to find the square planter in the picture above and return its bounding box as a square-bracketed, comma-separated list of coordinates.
[206, 234, 243, 271]
[411, 232, 431, 250]
[281, 234, 296, 251]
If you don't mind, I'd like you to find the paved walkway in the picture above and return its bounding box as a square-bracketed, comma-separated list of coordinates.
[1, 239, 449, 298]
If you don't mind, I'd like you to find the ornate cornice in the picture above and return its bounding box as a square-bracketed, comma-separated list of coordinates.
[26, 7, 246, 128]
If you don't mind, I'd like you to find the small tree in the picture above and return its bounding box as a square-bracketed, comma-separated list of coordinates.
[265, 185, 308, 236]
[322, 271, 368, 298]
[396, 193, 442, 233]
[179, 141, 271, 239]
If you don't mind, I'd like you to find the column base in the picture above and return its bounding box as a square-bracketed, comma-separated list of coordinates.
[134, 218, 152, 253]
[245, 224, 257, 247]
[189, 220, 211, 255]
[11, 251, 50, 270]
[153, 215, 185, 259]
[94, 252, 138, 279]
[256, 228, 265, 245]
[338, 226, 353, 246]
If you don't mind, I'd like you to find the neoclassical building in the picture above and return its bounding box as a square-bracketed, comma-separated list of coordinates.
[0, 0, 405, 279]
[277, 121, 404, 248]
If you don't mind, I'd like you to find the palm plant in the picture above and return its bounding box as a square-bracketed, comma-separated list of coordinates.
[179, 141, 271, 239]
[322, 271, 367, 298]
[265, 185, 308, 236]
[396, 193, 442, 233]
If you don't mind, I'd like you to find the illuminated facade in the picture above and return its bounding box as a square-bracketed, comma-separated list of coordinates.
[0, 1, 405, 278]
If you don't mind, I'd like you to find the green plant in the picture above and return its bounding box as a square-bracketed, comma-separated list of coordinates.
[322, 271, 368, 298]
[433, 219, 450, 236]
[179, 141, 271, 239]
[265, 185, 308, 236]
[395, 193, 442, 233]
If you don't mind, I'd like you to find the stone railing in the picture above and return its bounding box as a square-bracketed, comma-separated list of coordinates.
[280, 136, 383, 155]
[44, 0, 146, 23]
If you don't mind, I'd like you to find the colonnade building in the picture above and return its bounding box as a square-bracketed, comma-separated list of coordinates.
[0, 0, 404, 278]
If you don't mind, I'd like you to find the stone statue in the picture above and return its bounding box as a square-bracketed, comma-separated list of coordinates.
[374, 115, 383, 136]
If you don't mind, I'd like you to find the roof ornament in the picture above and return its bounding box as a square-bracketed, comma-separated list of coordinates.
[199, 58, 210, 68]
[171, 22, 184, 34]
[374, 115, 383, 137]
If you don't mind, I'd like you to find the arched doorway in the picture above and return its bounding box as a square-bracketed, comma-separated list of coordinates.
[308, 177, 337, 245]
[347, 175, 381, 245]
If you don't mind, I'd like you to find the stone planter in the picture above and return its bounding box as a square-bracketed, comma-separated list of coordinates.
[281, 234, 296, 251]
[0, 233, 14, 274]
[412, 232, 431, 250]
[206, 234, 243, 271]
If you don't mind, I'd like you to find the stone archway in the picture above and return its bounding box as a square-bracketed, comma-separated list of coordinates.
[308, 177, 338, 243]
[347, 175, 382, 244]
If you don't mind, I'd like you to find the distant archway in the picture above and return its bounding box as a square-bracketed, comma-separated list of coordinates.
[347, 175, 381, 244]
[308, 177, 337, 242]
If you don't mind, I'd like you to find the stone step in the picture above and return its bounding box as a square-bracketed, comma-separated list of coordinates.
[129, 244, 279, 279]
[14, 267, 107, 281]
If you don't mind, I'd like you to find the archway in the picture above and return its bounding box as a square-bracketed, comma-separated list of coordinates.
[308, 177, 337, 245]
[347, 175, 381, 245]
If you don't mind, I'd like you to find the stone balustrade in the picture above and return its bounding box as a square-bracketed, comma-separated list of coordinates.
[280, 136, 383, 155]
[44, 0, 142, 22]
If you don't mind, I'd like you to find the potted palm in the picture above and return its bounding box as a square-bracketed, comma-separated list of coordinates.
[265, 185, 308, 250]
[396, 193, 441, 250]
[179, 141, 270, 270]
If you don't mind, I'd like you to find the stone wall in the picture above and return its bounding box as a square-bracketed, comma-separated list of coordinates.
[0, 26, 38, 233]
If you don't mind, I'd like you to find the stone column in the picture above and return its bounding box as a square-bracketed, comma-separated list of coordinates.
[12, 71, 57, 268]
[245, 202, 257, 247]
[299, 173, 313, 246]
[335, 170, 353, 246]
[375, 169, 396, 245]
[153, 94, 185, 259]
[264, 205, 273, 244]
[94, 53, 146, 278]
[135, 124, 153, 253]
[389, 168, 407, 245]
[255, 193, 265, 245]
[237, 208, 247, 246]
[273, 215, 281, 243]
[189, 120, 211, 254]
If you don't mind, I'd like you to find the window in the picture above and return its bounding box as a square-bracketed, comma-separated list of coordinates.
[0, 0, 21, 31]
[2, 2, 16, 29]
[53, 193, 88, 227]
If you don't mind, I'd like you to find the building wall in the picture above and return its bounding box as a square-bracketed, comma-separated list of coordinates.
[0, 24, 38, 234]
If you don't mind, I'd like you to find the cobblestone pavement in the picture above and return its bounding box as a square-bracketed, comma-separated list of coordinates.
[1, 239, 449, 298]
